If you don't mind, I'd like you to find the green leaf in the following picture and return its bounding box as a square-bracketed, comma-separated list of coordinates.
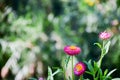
[52, 67, 59, 69]
[52, 69, 62, 76]
[47, 67, 54, 80]
[107, 69, 117, 77]
[94, 43, 102, 49]
[85, 60, 94, 74]
[88, 60, 94, 73]
[112, 78, 120, 80]
[93, 61, 99, 73]
[47, 67, 62, 80]
[99, 68, 103, 80]
[85, 71, 93, 75]
[104, 69, 108, 76]
[84, 79, 90, 80]
[65, 56, 70, 68]
[104, 41, 111, 54]
[94, 77, 98, 80]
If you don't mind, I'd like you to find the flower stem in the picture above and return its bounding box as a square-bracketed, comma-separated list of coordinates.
[98, 41, 105, 68]
[93, 73, 96, 80]
[63, 68, 66, 80]
[63, 57, 66, 80]
[72, 56, 74, 80]
[80, 75, 83, 80]
[98, 54, 104, 68]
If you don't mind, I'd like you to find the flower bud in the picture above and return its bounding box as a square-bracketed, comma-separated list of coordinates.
[1, 66, 9, 78]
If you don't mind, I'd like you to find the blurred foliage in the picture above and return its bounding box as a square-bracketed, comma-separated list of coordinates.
[0, 0, 120, 80]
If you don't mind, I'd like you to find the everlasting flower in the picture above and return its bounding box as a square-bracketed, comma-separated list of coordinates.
[84, 0, 99, 6]
[111, 19, 119, 26]
[1, 66, 9, 78]
[99, 31, 111, 40]
[74, 62, 86, 76]
[29, 63, 35, 75]
[64, 46, 81, 56]
[39, 77, 44, 80]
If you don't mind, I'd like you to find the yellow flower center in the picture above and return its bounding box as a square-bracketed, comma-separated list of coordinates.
[84, 0, 98, 6]
[69, 46, 77, 50]
[76, 64, 82, 71]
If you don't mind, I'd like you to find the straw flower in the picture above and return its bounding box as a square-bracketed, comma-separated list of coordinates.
[99, 31, 111, 40]
[39, 77, 44, 80]
[64, 46, 81, 56]
[74, 62, 86, 76]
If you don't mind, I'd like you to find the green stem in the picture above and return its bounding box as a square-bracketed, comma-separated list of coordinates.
[93, 74, 96, 80]
[63, 70, 66, 80]
[98, 54, 104, 68]
[63, 67, 66, 80]
[72, 56, 74, 80]
[98, 41, 105, 68]
[80, 75, 83, 80]
[63, 58, 66, 80]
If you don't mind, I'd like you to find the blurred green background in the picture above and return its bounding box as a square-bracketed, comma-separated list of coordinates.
[0, 0, 120, 80]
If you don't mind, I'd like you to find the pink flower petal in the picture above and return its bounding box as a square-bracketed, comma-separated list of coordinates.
[74, 62, 86, 76]
[64, 46, 81, 56]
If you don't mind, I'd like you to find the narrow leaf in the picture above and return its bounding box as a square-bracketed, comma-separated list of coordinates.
[94, 77, 98, 80]
[104, 69, 108, 76]
[107, 69, 117, 77]
[88, 60, 94, 73]
[52, 67, 60, 70]
[85, 71, 93, 75]
[94, 43, 102, 48]
[47, 67, 54, 80]
[99, 68, 103, 79]
[52, 69, 62, 76]
[104, 41, 111, 54]
[85, 60, 94, 74]
[93, 61, 99, 73]
[65, 56, 70, 68]
[112, 78, 120, 80]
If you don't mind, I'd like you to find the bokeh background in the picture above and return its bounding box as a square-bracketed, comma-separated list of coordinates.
[0, 0, 120, 80]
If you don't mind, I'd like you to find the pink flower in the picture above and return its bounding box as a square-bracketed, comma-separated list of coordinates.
[99, 31, 111, 40]
[39, 77, 44, 80]
[1, 66, 9, 78]
[64, 46, 81, 56]
[74, 62, 86, 76]
[111, 19, 119, 26]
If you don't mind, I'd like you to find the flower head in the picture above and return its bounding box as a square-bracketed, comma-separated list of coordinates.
[111, 19, 119, 26]
[74, 62, 86, 76]
[84, 0, 99, 6]
[39, 77, 44, 80]
[1, 66, 9, 78]
[64, 46, 81, 56]
[99, 31, 111, 40]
